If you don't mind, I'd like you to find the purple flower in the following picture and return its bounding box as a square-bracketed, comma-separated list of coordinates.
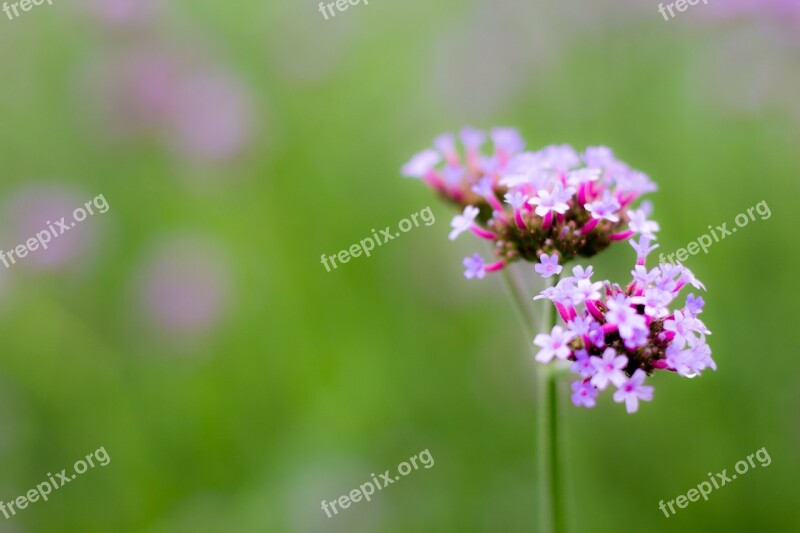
[571, 380, 598, 408]
[401, 128, 667, 315]
[504, 190, 529, 211]
[490, 127, 525, 156]
[572, 265, 593, 280]
[402, 134, 660, 280]
[581, 146, 616, 169]
[535, 254, 563, 278]
[631, 265, 660, 287]
[135, 236, 231, 344]
[166, 70, 254, 164]
[573, 278, 603, 303]
[605, 294, 647, 344]
[685, 293, 705, 316]
[462, 254, 486, 280]
[434, 133, 457, 158]
[460, 127, 486, 150]
[627, 209, 660, 239]
[586, 322, 605, 348]
[567, 167, 601, 188]
[529, 242, 713, 412]
[533, 325, 575, 363]
[529, 184, 573, 217]
[402, 149, 441, 178]
[590, 348, 628, 390]
[567, 316, 594, 338]
[585, 191, 621, 222]
[570, 350, 595, 379]
[539, 144, 580, 173]
[629, 235, 659, 264]
[631, 287, 674, 318]
[449, 206, 480, 241]
[613, 369, 654, 414]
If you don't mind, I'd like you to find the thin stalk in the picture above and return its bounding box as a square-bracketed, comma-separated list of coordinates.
[497, 267, 566, 533]
[537, 274, 565, 533]
[498, 266, 537, 341]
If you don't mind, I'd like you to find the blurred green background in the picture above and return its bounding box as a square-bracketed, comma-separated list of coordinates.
[0, 0, 797, 531]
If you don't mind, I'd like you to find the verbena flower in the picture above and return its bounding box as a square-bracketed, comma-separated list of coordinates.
[533, 246, 715, 414]
[402, 128, 658, 280]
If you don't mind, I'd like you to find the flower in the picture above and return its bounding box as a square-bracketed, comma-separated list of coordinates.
[532, 243, 714, 413]
[571, 380, 598, 408]
[533, 325, 575, 363]
[613, 370, 654, 414]
[402, 132, 658, 280]
[590, 348, 628, 390]
[627, 209, 660, 239]
[572, 265, 593, 280]
[629, 235, 659, 265]
[402, 149, 441, 179]
[529, 184, 573, 217]
[504, 190, 529, 211]
[535, 254, 563, 279]
[585, 191, 621, 223]
[463, 254, 486, 280]
[570, 350, 595, 379]
[605, 294, 648, 346]
[449, 205, 480, 241]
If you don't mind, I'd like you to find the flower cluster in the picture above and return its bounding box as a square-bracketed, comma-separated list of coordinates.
[402, 128, 658, 281]
[402, 127, 715, 413]
[533, 242, 715, 413]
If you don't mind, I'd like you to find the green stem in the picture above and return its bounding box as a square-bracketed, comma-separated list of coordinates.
[499, 266, 537, 341]
[498, 267, 566, 533]
[538, 274, 565, 533]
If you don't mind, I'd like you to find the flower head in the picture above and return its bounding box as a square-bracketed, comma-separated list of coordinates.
[402, 131, 658, 281]
[533, 245, 714, 414]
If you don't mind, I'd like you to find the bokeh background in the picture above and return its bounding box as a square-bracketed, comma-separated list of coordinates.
[0, 0, 798, 531]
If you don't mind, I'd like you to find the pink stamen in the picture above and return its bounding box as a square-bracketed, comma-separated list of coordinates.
[577, 183, 588, 205]
[618, 192, 637, 209]
[444, 153, 460, 168]
[542, 211, 553, 231]
[423, 170, 446, 192]
[514, 210, 526, 230]
[610, 230, 634, 241]
[470, 225, 497, 240]
[586, 300, 604, 321]
[484, 260, 506, 273]
[495, 150, 509, 168]
[554, 303, 572, 323]
[580, 217, 599, 235]
[466, 151, 481, 174]
[486, 194, 504, 213]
